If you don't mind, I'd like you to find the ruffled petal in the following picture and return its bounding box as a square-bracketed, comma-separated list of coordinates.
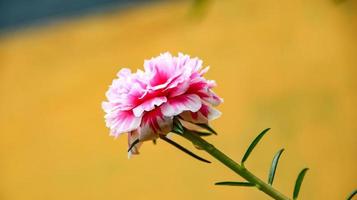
[180, 103, 221, 124]
[138, 108, 173, 141]
[133, 96, 167, 117]
[105, 110, 142, 137]
[167, 81, 190, 98]
[161, 94, 202, 117]
[202, 90, 223, 106]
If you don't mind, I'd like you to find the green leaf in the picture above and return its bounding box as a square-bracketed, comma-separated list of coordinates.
[241, 128, 270, 164]
[172, 117, 184, 134]
[293, 168, 309, 200]
[127, 139, 140, 152]
[159, 135, 211, 163]
[195, 123, 217, 135]
[191, 130, 214, 136]
[346, 189, 357, 200]
[268, 148, 284, 185]
[215, 181, 254, 187]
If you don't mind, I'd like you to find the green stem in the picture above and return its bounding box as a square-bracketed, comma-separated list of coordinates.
[180, 129, 290, 200]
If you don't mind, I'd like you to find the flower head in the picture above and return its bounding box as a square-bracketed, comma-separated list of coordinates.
[102, 52, 222, 156]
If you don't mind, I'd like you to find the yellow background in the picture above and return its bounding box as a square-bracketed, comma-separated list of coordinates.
[0, 1, 356, 199]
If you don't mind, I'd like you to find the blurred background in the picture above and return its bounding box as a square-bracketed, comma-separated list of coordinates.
[0, 0, 356, 199]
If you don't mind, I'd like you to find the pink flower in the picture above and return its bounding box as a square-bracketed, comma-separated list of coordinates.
[102, 52, 223, 156]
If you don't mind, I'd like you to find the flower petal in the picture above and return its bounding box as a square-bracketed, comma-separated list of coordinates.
[180, 103, 221, 124]
[161, 94, 202, 117]
[138, 108, 173, 141]
[133, 96, 167, 117]
[105, 110, 142, 137]
[202, 90, 223, 106]
[167, 80, 190, 97]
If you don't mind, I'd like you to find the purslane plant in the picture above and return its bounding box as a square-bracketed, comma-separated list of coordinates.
[102, 52, 309, 200]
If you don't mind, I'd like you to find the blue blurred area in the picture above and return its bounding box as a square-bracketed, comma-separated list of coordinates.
[0, 0, 149, 31]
